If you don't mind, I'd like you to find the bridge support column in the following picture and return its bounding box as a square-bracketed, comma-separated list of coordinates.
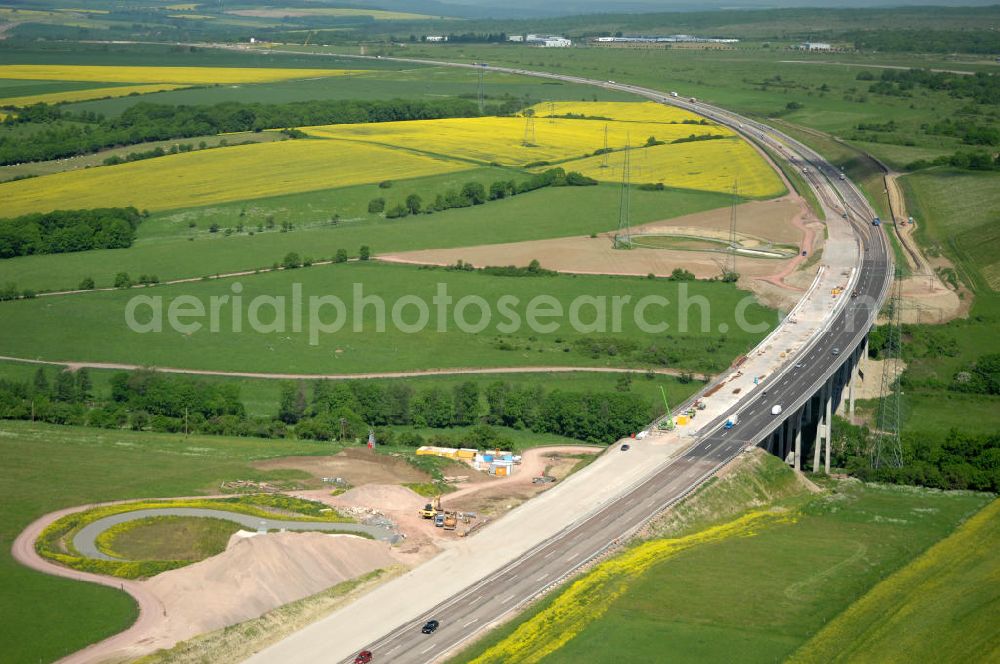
[824, 383, 833, 474]
[794, 410, 803, 471]
[778, 420, 786, 461]
[812, 387, 824, 474]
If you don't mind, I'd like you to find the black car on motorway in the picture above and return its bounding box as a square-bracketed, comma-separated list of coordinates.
[421, 620, 440, 634]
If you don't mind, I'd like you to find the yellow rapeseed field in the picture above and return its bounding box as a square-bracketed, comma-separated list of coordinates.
[554, 137, 785, 198]
[789, 498, 1000, 664]
[0, 139, 470, 216]
[0, 84, 186, 108]
[0, 65, 364, 85]
[470, 509, 795, 664]
[304, 113, 729, 168]
[530, 100, 706, 125]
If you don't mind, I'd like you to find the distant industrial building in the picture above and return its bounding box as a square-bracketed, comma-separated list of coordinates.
[799, 41, 832, 50]
[424, 35, 447, 42]
[593, 34, 739, 45]
[516, 34, 572, 47]
[507, 34, 524, 42]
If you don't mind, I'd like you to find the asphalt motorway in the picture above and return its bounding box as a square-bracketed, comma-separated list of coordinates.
[309, 63, 893, 664]
[349, 242, 889, 664]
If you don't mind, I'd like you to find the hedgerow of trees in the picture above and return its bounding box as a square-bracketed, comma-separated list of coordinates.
[372, 167, 597, 219]
[0, 369, 650, 445]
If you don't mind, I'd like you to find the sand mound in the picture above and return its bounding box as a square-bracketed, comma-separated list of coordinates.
[144, 532, 397, 641]
[333, 484, 425, 511]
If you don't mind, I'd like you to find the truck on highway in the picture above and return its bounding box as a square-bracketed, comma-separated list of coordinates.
[724, 414, 739, 429]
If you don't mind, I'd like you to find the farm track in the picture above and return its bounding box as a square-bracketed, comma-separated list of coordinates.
[0, 355, 694, 381]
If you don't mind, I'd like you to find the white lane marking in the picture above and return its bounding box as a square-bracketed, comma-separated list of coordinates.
[566, 552, 579, 561]
[544, 550, 555, 559]
[508, 574, 519, 581]
[469, 595, 485, 605]
[502, 594, 516, 604]
[464, 618, 479, 628]
[421, 644, 435, 654]
[537, 573, 549, 581]
[386, 645, 400, 655]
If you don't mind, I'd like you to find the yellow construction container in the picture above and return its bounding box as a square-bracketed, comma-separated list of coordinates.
[676, 415, 690, 426]
[457, 448, 477, 459]
[494, 466, 508, 477]
[415, 446, 459, 459]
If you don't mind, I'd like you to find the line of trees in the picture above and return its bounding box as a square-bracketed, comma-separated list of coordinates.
[0, 97, 499, 165]
[0, 207, 143, 259]
[373, 167, 598, 219]
[0, 369, 651, 445]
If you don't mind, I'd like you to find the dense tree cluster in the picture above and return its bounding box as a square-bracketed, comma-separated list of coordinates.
[906, 151, 1000, 173]
[0, 97, 489, 165]
[833, 419, 999, 492]
[865, 68, 1000, 105]
[950, 354, 1000, 395]
[849, 29, 1000, 55]
[280, 378, 649, 444]
[0, 207, 142, 259]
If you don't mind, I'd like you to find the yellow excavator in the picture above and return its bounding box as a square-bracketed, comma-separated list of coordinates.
[418, 495, 442, 519]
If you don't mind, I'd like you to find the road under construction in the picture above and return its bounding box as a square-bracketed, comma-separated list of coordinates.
[232, 53, 893, 664]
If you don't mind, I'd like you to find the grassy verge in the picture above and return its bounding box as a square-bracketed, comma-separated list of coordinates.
[763, 144, 824, 220]
[789, 498, 1000, 664]
[94, 516, 241, 562]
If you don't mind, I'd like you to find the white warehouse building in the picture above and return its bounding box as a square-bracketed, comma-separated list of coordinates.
[524, 34, 572, 47]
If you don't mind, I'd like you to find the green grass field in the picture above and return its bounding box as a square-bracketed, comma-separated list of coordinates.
[0, 419, 335, 664]
[0, 175, 733, 293]
[452, 476, 992, 664]
[901, 169, 1000, 292]
[0, 262, 775, 375]
[96, 516, 242, 562]
[790, 497, 1000, 664]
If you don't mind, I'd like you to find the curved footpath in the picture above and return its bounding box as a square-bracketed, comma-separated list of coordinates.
[75, 507, 398, 561]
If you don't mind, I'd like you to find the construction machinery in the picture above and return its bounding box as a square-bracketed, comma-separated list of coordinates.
[657, 386, 675, 431]
[418, 495, 442, 519]
[443, 512, 457, 531]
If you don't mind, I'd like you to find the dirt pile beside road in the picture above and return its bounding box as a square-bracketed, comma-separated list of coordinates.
[145, 532, 397, 647]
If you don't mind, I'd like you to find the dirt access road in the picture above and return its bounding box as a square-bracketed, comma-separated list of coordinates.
[0, 355, 693, 380]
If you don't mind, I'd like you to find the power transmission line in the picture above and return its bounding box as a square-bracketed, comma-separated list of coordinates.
[614, 137, 632, 249]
